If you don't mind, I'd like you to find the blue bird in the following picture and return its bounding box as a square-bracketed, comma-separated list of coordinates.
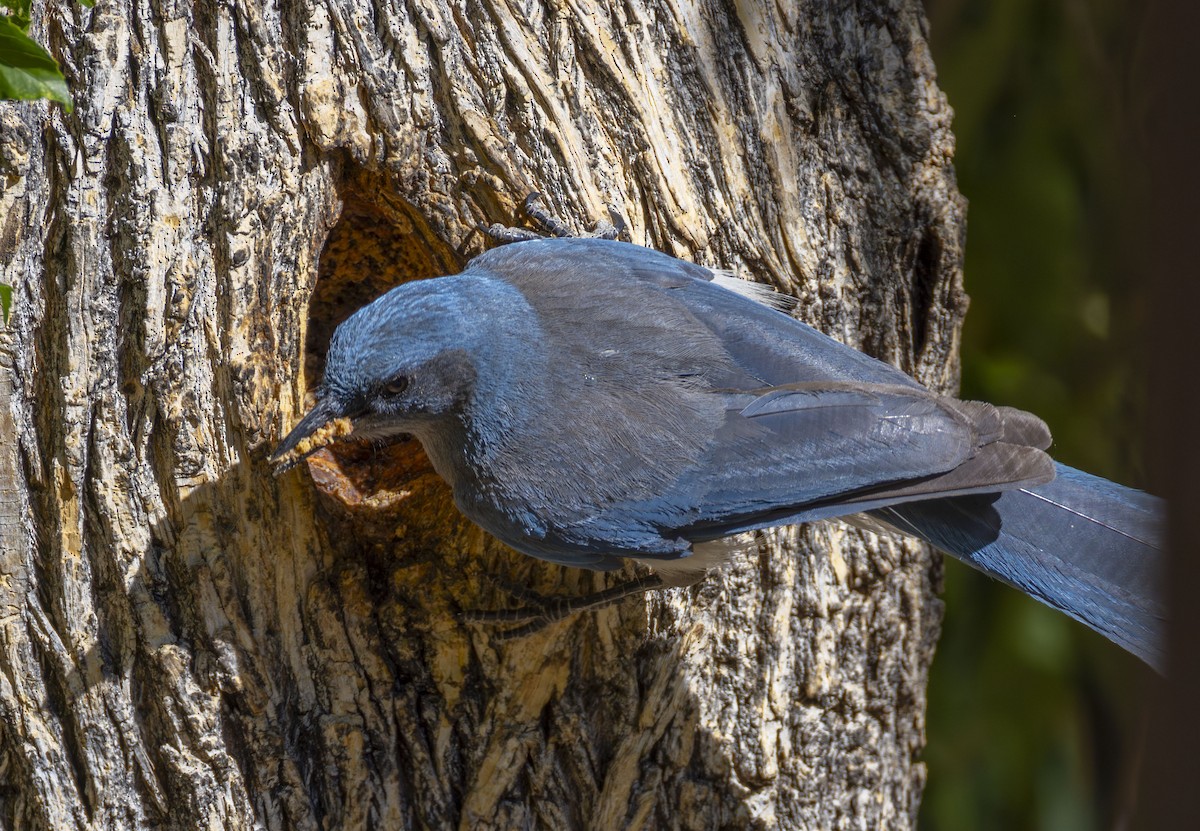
[275, 237, 1165, 670]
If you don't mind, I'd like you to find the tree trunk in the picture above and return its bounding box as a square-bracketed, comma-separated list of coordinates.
[0, 0, 965, 828]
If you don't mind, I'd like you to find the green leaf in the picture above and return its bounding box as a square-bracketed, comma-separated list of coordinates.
[0, 2, 32, 33]
[0, 14, 71, 110]
[77, 0, 94, 8]
[0, 283, 11, 325]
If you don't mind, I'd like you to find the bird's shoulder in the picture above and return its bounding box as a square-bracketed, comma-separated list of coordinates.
[465, 239, 711, 329]
[465, 239, 747, 386]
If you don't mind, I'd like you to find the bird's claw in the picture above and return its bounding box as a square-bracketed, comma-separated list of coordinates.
[458, 572, 666, 640]
[481, 193, 630, 245]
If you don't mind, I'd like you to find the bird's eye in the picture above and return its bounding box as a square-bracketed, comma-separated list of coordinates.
[384, 375, 409, 395]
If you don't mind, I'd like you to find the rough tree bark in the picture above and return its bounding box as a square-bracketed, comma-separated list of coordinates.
[0, 0, 966, 828]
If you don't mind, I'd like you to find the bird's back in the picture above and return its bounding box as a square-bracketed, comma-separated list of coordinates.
[457, 239, 1050, 566]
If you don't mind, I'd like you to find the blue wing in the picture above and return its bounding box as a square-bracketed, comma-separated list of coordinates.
[466, 239, 1164, 667]
[472, 238, 1053, 533]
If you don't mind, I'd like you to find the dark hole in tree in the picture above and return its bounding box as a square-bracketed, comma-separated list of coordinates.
[910, 226, 941, 358]
[300, 191, 463, 543]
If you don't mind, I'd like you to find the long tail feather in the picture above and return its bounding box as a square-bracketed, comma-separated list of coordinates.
[870, 464, 1167, 671]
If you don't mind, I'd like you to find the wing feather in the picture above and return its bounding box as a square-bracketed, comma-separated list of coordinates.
[468, 239, 1053, 549]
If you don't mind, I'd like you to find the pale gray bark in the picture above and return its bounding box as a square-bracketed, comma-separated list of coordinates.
[0, 0, 965, 828]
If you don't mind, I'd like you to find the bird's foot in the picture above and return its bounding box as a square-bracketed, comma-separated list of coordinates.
[480, 192, 628, 245]
[459, 571, 664, 640]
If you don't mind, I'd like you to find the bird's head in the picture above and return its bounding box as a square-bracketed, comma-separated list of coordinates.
[272, 278, 480, 468]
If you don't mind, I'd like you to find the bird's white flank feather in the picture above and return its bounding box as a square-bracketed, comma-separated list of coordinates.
[710, 268, 798, 312]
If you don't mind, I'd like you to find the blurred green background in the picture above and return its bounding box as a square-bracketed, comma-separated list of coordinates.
[921, 1, 1155, 829]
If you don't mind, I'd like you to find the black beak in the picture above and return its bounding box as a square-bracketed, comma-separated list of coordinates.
[272, 397, 351, 469]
